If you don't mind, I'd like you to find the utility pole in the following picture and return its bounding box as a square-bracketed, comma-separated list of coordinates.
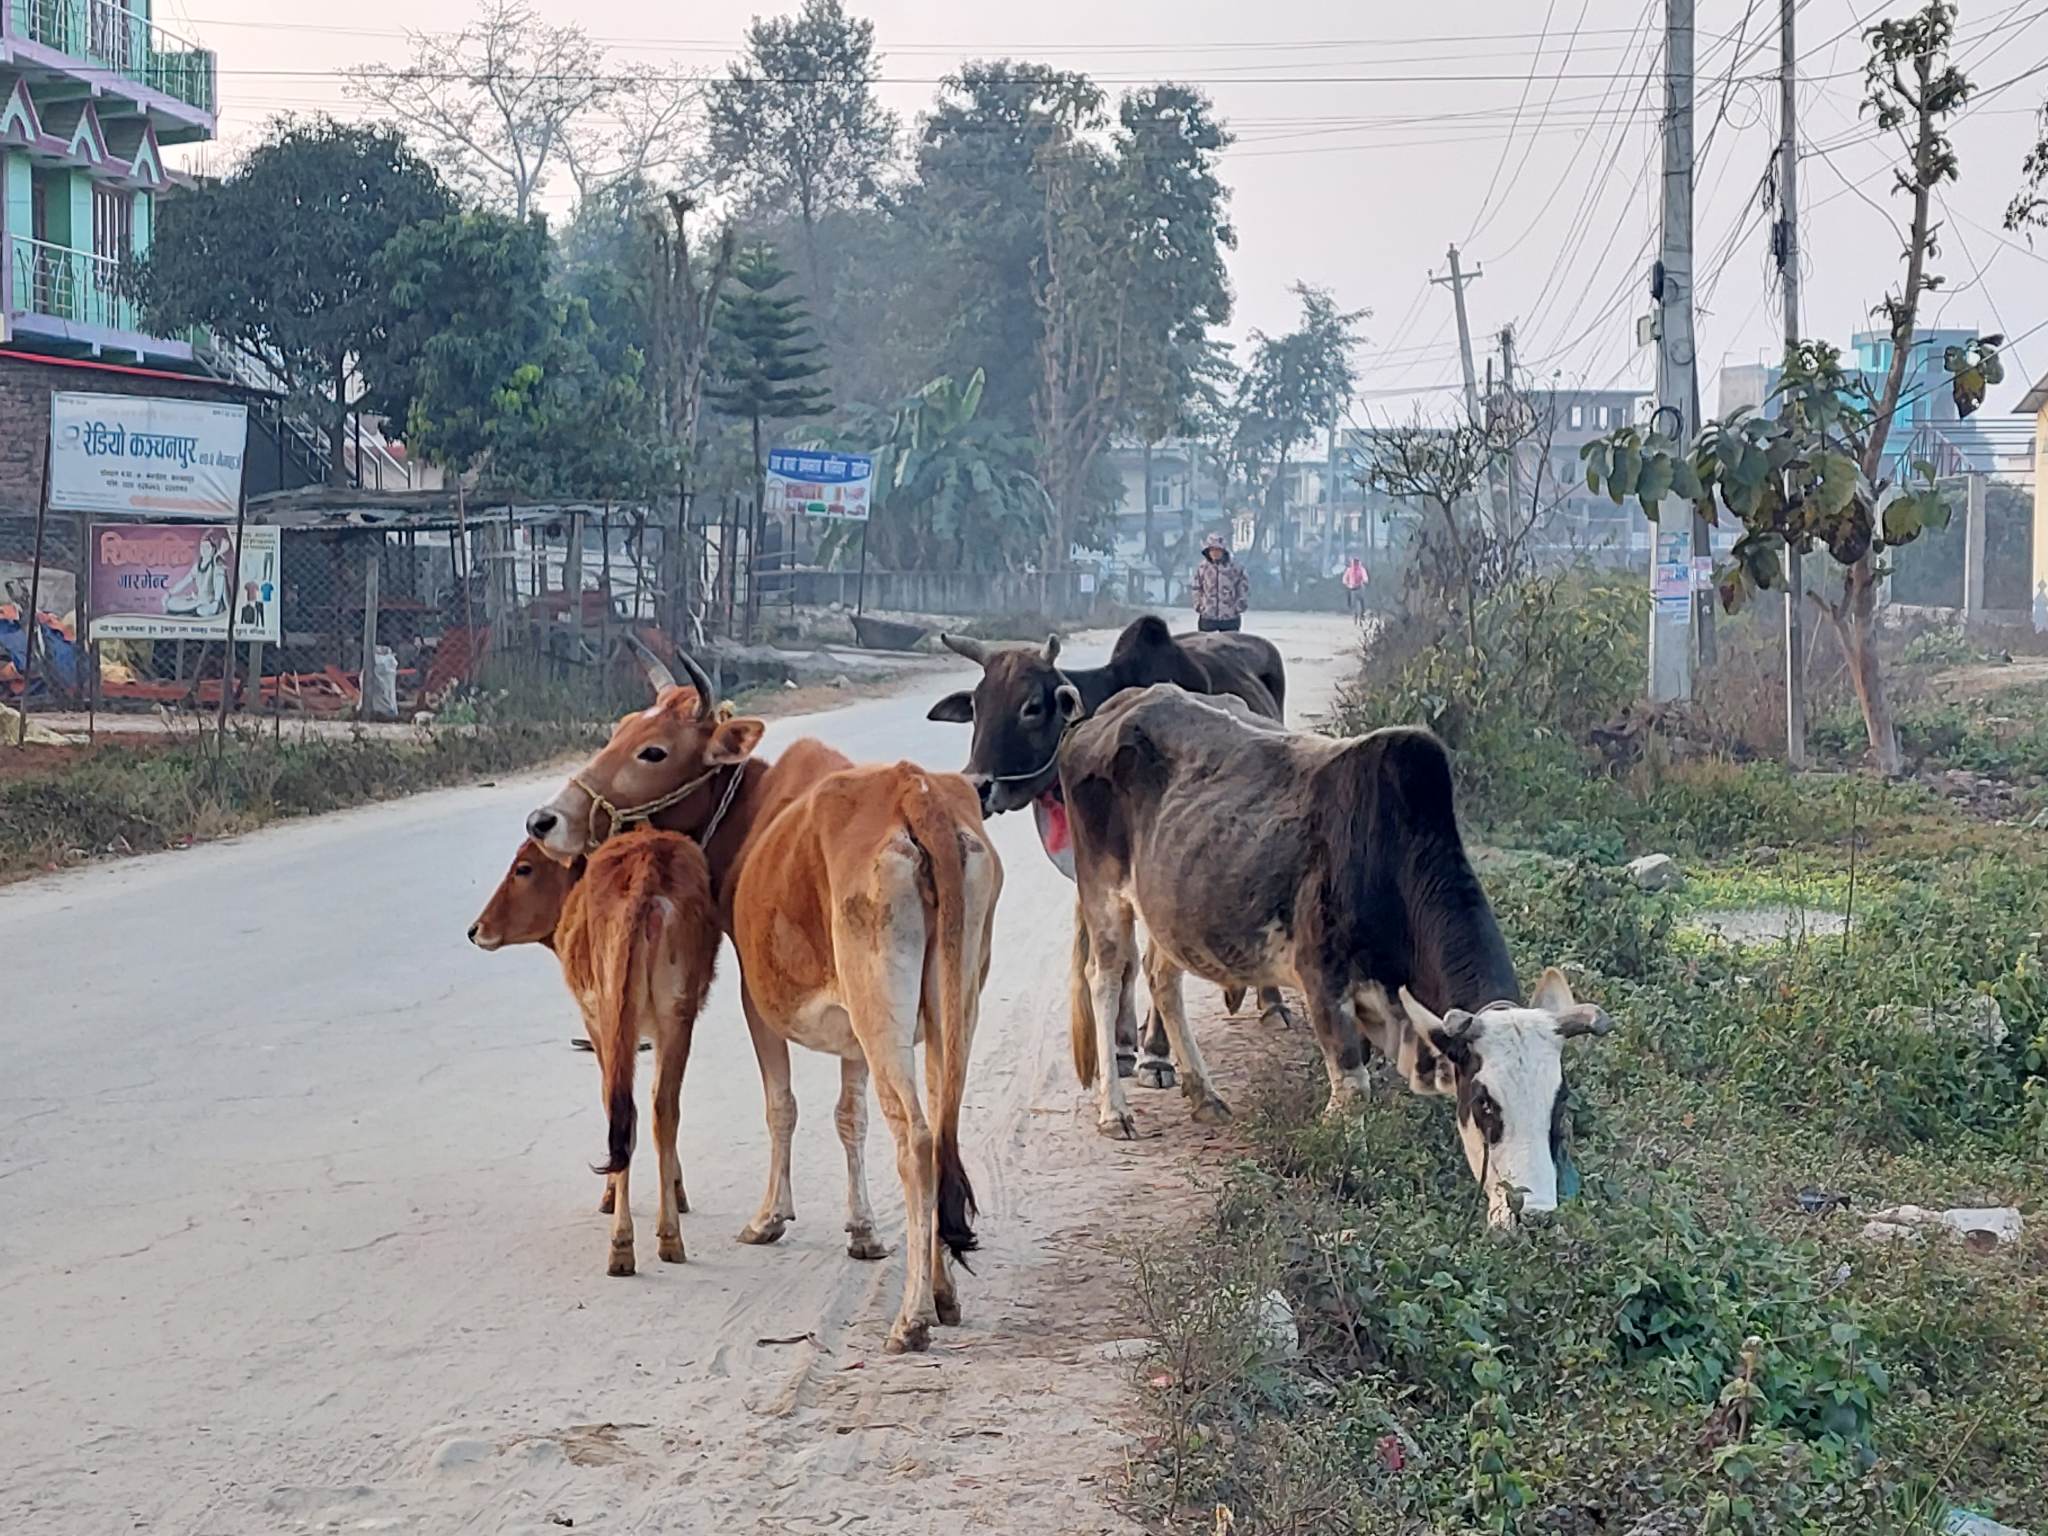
[1433, 244, 1508, 525]
[1499, 324, 1527, 523]
[1649, 0, 1699, 703]
[1775, 0, 1807, 766]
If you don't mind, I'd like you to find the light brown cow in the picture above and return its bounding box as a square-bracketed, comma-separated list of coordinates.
[524, 656, 1003, 1354]
[469, 828, 720, 1276]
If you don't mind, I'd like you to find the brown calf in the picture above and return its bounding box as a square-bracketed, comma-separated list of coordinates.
[470, 829, 721, 1276]
[525, 657, 1002, 1354]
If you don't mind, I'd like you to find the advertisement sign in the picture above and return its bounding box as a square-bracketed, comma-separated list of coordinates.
[50, 393, 249, 519]
[88, 523, 281, 643]
[766, 448, 874, 522]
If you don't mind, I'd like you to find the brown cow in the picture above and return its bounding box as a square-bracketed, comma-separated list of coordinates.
[469, 829, 720, 1276]
[524, 657, 1003, 1354]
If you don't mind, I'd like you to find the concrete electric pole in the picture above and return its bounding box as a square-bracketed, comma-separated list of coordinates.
[1776, 0, 1807, 766]
[1650, 0, 1700, 702]
[1499, 324, 1526, 521]
[1433, 244, 1507, 526]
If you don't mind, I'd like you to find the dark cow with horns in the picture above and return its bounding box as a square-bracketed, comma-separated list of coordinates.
[1061, 685, 1613, 1227]
[927, 615, 1291, 1085]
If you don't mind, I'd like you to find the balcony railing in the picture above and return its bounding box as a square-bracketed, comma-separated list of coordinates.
[9, 234, 143, 334]
[7, 0, 216, 114]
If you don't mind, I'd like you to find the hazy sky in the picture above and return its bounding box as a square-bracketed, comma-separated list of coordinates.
[158, 0, 2048, 419]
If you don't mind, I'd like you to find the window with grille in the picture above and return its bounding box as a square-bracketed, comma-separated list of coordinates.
[93, 186, 134, 266]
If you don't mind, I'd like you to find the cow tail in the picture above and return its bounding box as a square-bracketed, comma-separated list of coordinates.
[590, 883, 648, 1179]
[1070, 911, 1099, 1087]
[904, 783, 980, 1266]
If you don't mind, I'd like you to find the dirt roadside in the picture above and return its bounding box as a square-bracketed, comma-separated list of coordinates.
[0, 612, 1363, 1536]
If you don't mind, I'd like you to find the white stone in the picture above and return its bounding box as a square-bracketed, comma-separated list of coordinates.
[1249, 1290, 1298, 1359]
[1626, 853, 1684, 892]
[1862, 1205, 2022, 1247]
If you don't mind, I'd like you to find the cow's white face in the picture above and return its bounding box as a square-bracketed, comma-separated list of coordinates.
[1399, 970, 1612, 1229]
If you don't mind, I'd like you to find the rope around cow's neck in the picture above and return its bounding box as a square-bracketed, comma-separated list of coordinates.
[986, 676, 1079, 787]
[575, 717, 751, 851]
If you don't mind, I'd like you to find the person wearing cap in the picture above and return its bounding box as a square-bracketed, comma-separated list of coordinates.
[1191, 533, 1250, 633]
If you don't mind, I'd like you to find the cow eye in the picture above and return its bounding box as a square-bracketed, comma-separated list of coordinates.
[637, 746, 668, 764]
[1470, 1088, 1503, 1142]
[1021, 698, 1044, 720]
[514, 863, 533, 877]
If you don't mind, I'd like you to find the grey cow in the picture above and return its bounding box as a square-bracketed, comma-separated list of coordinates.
[1058, 685, 1614, 1228]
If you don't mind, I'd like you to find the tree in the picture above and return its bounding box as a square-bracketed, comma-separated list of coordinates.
[1229, 283, 1365, 571]
[345, 1, 703, 218]
[131, 117, 454, 485]
[909, 62, 1103, 426]
[707, 0, 898, 306]
[638, 194, 740, 636]
[1356, 400, 1558, 659]
[1111, 87, 1236, 566]
[708, 244, 832, 640]
[1586, 2, 1972, 775]
[823, 370, 1052, 573]
[365, 210, 560, 477]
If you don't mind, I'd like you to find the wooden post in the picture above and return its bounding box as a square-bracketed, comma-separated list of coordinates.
[213, 471, 251, 742]
[357, 533, 382, 720]
[77, 515, 95, 742]
[455, 480, 476, 647]
[212, 413, 257, 742]
[855, 519, 870, 618]
[565, 510, 586, 670]
[598, 506, 613, 705]
[14, 439, 54, 745]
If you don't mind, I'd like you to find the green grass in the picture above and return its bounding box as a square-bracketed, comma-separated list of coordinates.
[1133, 600, 2048, 1535]
[0, 715, 603, 884]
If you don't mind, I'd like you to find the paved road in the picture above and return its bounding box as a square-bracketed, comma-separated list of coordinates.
[0, 611, 1358, 1535]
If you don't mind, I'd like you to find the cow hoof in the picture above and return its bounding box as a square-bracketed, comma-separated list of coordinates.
[1222, 987, 1247, 1015]
[1190, 1096, 1233, 1126]
[738, 1217, 789, 1246]
[1261, 1004, 1296, 1030]
[658, 1232, 686, 1264]
[1097, 1109, 1138, 1141]
[846, 1226, 888, 1261]
[935, 1293, 962, 1327]
[1137, 1060, 1177, 1091]
[608, 1242, 636, 1277]
[598, 1188, 616, 1215]
[885, 1320, 932, 1355]
[1115, 1051, 1137, 1079]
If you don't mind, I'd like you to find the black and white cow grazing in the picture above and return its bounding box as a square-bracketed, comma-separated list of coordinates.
[927, 616, 1292, 1086]
[1058, 686, 1613, 1227]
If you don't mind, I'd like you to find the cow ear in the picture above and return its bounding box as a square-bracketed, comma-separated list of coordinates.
[1532, 966, 1575, 1014]
[927, 691, 975, 724]
[704, 716, 765, 765]
[1054, 683, 1083, 722]
[1044, 633, 1062, 665]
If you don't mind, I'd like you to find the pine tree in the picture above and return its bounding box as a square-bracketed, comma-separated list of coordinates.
[709, 243, 832, 640]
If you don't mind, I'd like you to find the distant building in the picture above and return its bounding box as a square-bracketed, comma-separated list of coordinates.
[0, 9, 422, 502]
[1509, 387, 1653, 560]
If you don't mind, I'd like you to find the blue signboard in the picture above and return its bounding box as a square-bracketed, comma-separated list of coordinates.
[766, 449, 875, 521]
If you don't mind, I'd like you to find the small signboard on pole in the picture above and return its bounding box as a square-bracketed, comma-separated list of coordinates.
[766, 448, 874, 522]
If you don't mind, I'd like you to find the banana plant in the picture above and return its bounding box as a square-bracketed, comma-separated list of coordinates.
[1579, 340, 1971, 613]
[821, 369, 1054, 573]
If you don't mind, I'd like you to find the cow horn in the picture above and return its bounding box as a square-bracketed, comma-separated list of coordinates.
[941, 632, 991, 666]
[673, 647, 719, 722]
[626, 633, 678, 693]
[1044, 633, 1062, 664]
[1556, 1004, 1613, 1039]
